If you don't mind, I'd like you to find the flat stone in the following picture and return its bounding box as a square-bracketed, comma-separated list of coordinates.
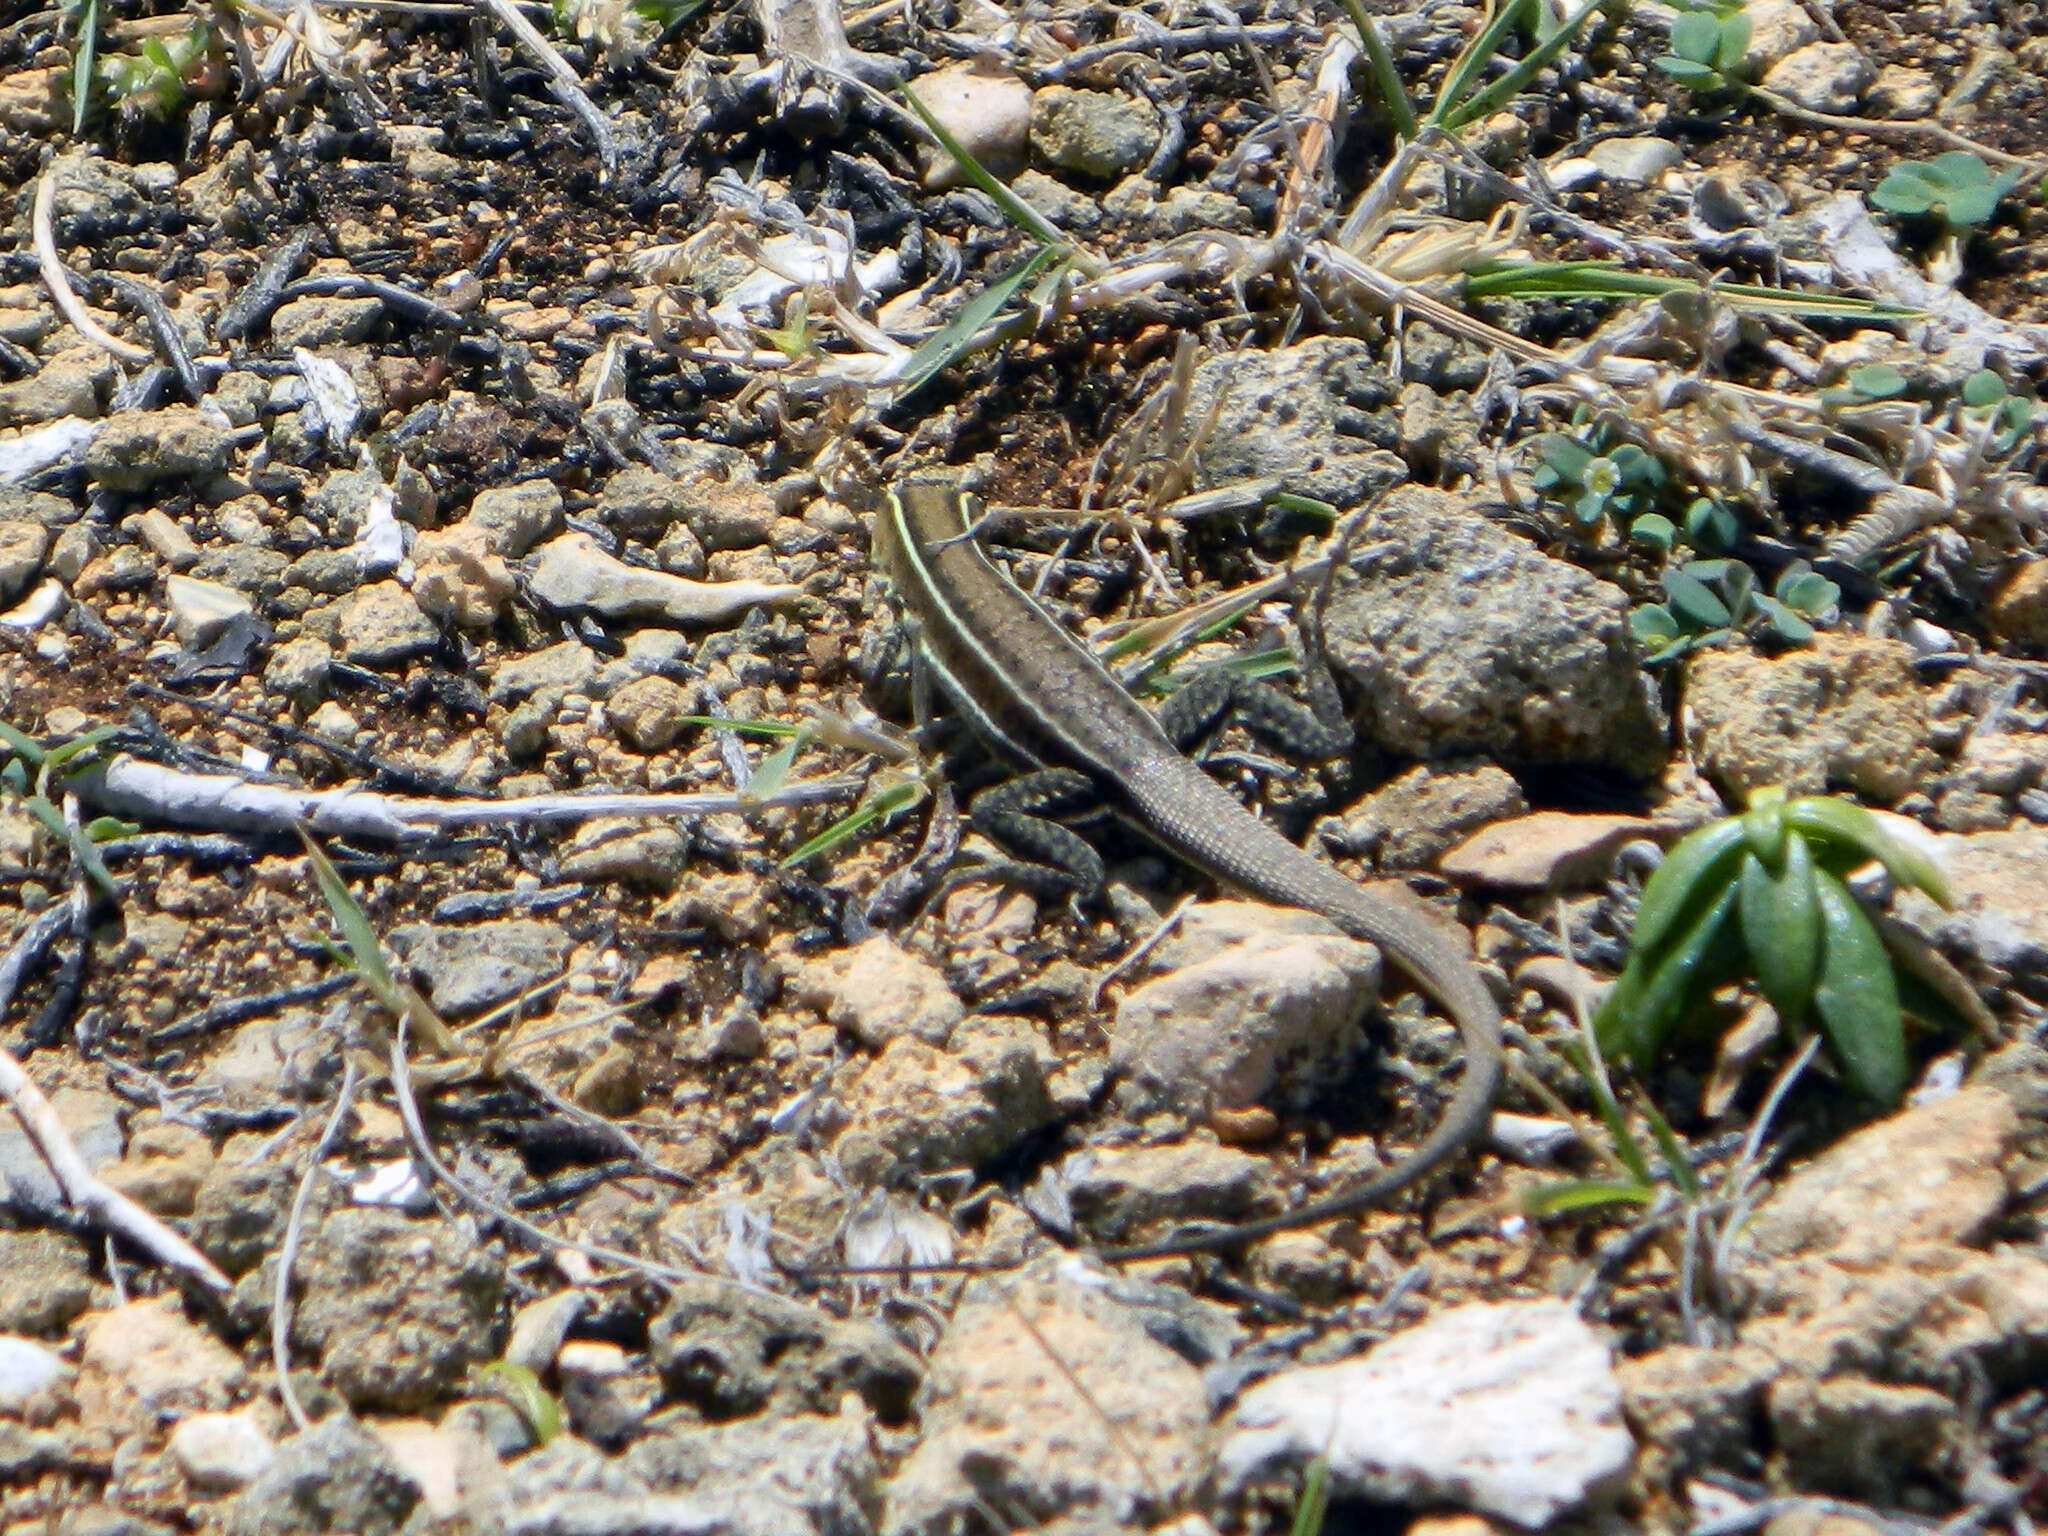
[0, 1336, 68, 1412]
[916, 60, 1033, 188]
[0, 1232, 92, 1335]
[791, 935, 965, 1047]
[223, 1418, 419, 1536]
[608, 674, 693, 752]
[167, 574, 254, 649]
[1763, 41, 1873, 114]
[1029, 85, 1161, 181]
[528, 532, 801, 627]
[1438, 812, 1665, 891]
[558, 820, 690, 890]
[1221, 1299, 1633, 1525]
[1061, 1138, 1276, 1241]
[410, 524, 513, 629]
[82, 408, 229, 493]
[269, 296, 383, 349]
[79, 1296, 245, 1415]
[334, 581, 438, 668]
[832, 1019, 1057, 1185]
[388, 918, 573, 1017]
[465, 480, 563, 558]
[171, 1409, 277, 1492]
[1584, 136, 1683, 184]
[491, 638, 600, 704]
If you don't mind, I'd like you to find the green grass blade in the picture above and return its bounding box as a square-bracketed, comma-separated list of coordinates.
[1635, 1092, 1701, 1203]
[679, 717, 810, 739]
[1522, 1177, 1661, 1216]
[1440, 0, 1603, 130]
[900, 85, 1069, 252]
[297, 827, 397, 998]
[1465, 261, 1920, 319]
[1334, 0, 1418, 138]
[897, 245, 1062, 398]
[0, 722, 46, 769]
[744, 738, 802, 804]
[43, 725, 121, 772]
[1287, 1455, 1333, 1536]
[71, 0, 99, 135]
[779, 775, 927, 868]
[1429, 0, 1533, 129]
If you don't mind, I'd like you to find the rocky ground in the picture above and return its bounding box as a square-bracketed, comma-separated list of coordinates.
[0, 0, 2045, 1530]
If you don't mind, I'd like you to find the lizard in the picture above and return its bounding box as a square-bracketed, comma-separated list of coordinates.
[869, 476, 1505, 1263]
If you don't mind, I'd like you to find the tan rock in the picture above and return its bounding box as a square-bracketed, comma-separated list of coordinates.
[1439, 811, 1665, 891]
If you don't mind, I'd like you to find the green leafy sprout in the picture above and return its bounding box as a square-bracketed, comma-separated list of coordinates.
[1532, 429, 1666, 530]
[1629, 558, 1839, 663]
[100, 23, 212, 121]
[1868, 152, 2021, 232]
[1595, 789, 1980, 1106]
[1655, 1, 1752, 95]
[0, 722, 135, 898]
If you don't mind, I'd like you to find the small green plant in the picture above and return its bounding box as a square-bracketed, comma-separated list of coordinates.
[0, 723, 134, 897]
[1596, 789, 1975, 1105]
[553, 0, 707, 67]
[99, 23, 213, 121]
[1655, 1, 1752, 94]
[1629, 558, 1839, 662]
[1868, 152, 2020, 232]
[1960, 368, 2046, 456]
[1532, 429, 1667, 530]
[58, 0, 100, 133]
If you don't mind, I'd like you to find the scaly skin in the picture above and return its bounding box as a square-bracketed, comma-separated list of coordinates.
[875, 479, 1504, 1260]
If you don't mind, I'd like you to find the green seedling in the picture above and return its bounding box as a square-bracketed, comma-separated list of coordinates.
[1595, 788, 1980, 1105]
[59, 0, 99, 133]
[1655, 1, 1752, 94]
[0, 722, 131, 898]
[1531, 429, 1666, 530]
[553, 0, 707, 67]
[298, 829, 459, 1057]
[1466, 260, 1915, 322]
[1522, 1038, 1702, 1217]
[476, 1361, 564, 1444]
[1960, 368, 2046, 456]
[1629, 558, 1838, 662]
[1868, 152, 2020, 232]
[99, 22, 212, 120]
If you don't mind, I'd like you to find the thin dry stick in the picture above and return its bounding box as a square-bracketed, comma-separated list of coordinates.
[385, 1022, 779, 1300]
[274, 1058, 362, 1432]
[0, 918, 229, 1292]
[1746, 86, 2046, 176]
[32, 159, 153, 367]
[470, 0, 622, 175]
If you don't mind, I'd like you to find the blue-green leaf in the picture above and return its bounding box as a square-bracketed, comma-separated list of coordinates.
[1738, 831, 1820, 1030]
[1811, 870, 1906, 1103]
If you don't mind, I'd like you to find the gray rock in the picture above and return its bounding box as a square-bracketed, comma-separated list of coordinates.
[1868, 63, 1940, 117]
[1738, 0, 1819, 72]
[1220, 1300, 1633, 1525]
[617, 1409, 883, 1536]
[82, 408, 230, 493]
[133, 508, 200, 568]
[0, 487, 80, 528]
[491, 640, 601, 704]
[1111, 902, 1378, 1113]
[388, 918, 574, 1017]
[1328, 761, 1528, 871]
[0, 347, 107, 427]
[831, 1018, 1056, 1185]
[412, 524, 514, 628]
[529, 533, 801, 627]
[1010, 170, 1103, 231]
[1762, 40, 1872, 113]
[47, 525, 100, 584]
[1185, 338, 1405, 507]
[791, 935, 964, 1048]
[284, 547, 381, 595]
[649, 1279, 921, 1421]
[883, 1267, 1211, 1535]
[0, 1233, 92, 1335]
[210, 370, 270, 428]
[1322, 485, 1665, 776]
[1766, 1375, 1953, 1500]
[1029, 85, 1161, 181]
[192, 542, 290, 597]
[558, 820, 690, 890]
[264, 636, 334, 709]
[1684, 632, 1937, 802]
[190, 1144, 300, 1278]
[0, 1086, 121, 1216]
[167, 574, 254, 649]
[607, 675, 693, 753]
[285, 1208, 503, 1411]
[171, 1409, 277, 1492]
[307, 464, 435, 540]
[269, 297, 382, 349]
[224, 1417, 419, 1536]
[333, 581, 438, 668]
[467, 480, 564, 557]
[0, 521, 49, 602]
[915, 60, 1032, 188]
[0, 1336, 68, 1411]
[1060, 1138, 1275, 1242]
[1584, 135, 1684, 184]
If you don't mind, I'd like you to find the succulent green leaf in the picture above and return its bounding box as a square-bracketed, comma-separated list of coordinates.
[1811, 870, 1907, 1103]
[1665, 566, 1731, 628]
[1777, 570, 1840, 617]
[1754, 595, 1816, 643]
[1669, 10, 1721, 63]
[1630, 513, 1676, 550]
[1941, 182, 2000, 227]
[1537, 433, 1595, 483]
[1869, 169, 1940, 215]
[1961, 369, 2008, 409]
[1630, 604, 1681, 645]
[1738, 831, 1821, 1030]
[1596, 883, 1740, 1065]
[1712, 12, 1751, 70]
[1656, 57, 1722, 84]
[1846, 363, 1907, 399]
[1782, 797, 1954, 906]
[1631, 816, 1748, 960]
[1739, 795, 1787, 867]
[0, 722, 45, 768]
